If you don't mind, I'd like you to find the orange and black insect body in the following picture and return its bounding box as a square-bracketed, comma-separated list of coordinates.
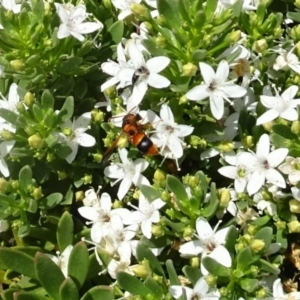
[102, 112, 159, 162]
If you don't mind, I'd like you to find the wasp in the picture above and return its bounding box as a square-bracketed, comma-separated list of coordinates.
[102, 112, 159, 162]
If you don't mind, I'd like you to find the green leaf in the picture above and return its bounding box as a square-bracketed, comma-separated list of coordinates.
[105, 20, 124, 44]
[41, 90, 54, 111]
[39, 193, 63, 209]
[34, 252, 65, 300]
[55, 96, 74, 124]
[57, 57, 83, 75]
[254, 227, 273, 251]
[14, 291, 49, 300]
[251, 215, 271, 227]
[201, 256, 230, 277]
[224, 226, 239, 254]
[19, 165, 32, 192]
[140, 185, 161, 202]
[166, 175, 189, 210]
[54, 143, 72, 159]
[202, 182, 219, 217]
[166, 260, 180, 285]
[191, 49, 207, 62]
[240, 278, 259, 293]
[57, 211, 74, 252]
[31, 0, 44, 19]
[80, 286, 114, 300]
[145, 277, 164, 299]
[59, 277, 79, 300]
[1, 288, 19, 300]
[204, 0, 217, 16]
[182, 266, 201, 285]
[272, 124, 297, 140]
[0, 108, 19, 125]
[157, 0, 180, 29]
[117, 272, 151, 297]
[68, 242, 89, 289]
[276, 230, 287, 249]
[287, 11, 300, 23]
[136, 243, 165, 278]
[236, 247, 259, 273]
[32, 104, 44, 123]
[0, 247, 36, 279]
[259, 259, 280, 275]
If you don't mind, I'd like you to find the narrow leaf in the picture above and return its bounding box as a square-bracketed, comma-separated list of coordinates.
[59, 277, 79, 300]
[80, 286, 114, 300]
[57, 211, 74, 252]
[18, 166, 32, 192]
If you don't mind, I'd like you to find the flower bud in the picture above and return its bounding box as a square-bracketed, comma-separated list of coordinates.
[161, 190, 171, 201]
[28, 134, 44, 149]
[0, 177, 8, 191]
[182, 63, 198, 77]
[256, 288, 268, 299]
[289, 199, 300, 213]
[152, 224, 164, 237]
[23, 92, 35, 107]
[154, 169, 166, 186]
[156, 15, 166, 26]
[275, 220, 286, 230]
[227, 30, 241, 43]
[130, 3, 151, 20]
[11, 180, 19, 189]
[183, 226, 194, 238]
[91, 109, 104, 123]
[82, 174, 92, 185]
[274, 27, 283, 38]
[112, 200, 123, 209]
[235, 242, 245, 252]
[155, 36, 166, 48]
[1, 130, 14, 140]
[251, 239, 265, 253]
[262, 121, 273, 132]
[57, 170, 68, 180]
[291, 121, 300, 134]
[296, 0, 300, 9]
[62, 127, 72, 137]
[75, 191, 84, 201]
[250, 265, 259, 276]
[189, 257, 200, 268]
[288, 220, 300, 233]
[216, 141, 234, 152]
[205, 274, 217, 287]
[219, 188, 231, 207]
[247, 224, 257, 236]
[252, 39, 268, 53]
[219, 287, 228, 296]
[179, 95, 188, 104]
[183, 175, 199, 188]
[116, 134, 129, 148]
[92, 153, 103, 163]
[133, 260, 151, 278]
[16, 102, 26, 114]
[104, 85, 116, 98]
[10, 60, 25, 71]
[31, 187, 43, 200]
[242, 135, 254, 148]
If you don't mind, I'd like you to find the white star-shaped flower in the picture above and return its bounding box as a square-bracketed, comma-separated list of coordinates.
[179, 217, 231, 275]
[59, 112, 96, 164]
[111, 0, 141, 20]
[54, 3, 103, 42]
[257, 85, 300, 125]
[127, 43, 170, 107]
[279, 156, 300, 185]
[186, 60, 247, 120]
[123, 193, 165, 239]
[104, 148, 150, 200]
[273, 45, 300, 74]
[169, 276, 220, 300]
[244, 134, 288, 195]
[1, 0, 21, 13]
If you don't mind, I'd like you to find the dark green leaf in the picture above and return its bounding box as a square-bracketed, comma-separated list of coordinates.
[201, 256, 230, 277]
[57, 57, 83, 75]
[31, 0, 44, 19]
[240, 278, 259, 293]
[157, 0, 180, 29]
[117, 272, 151, 297]
[41, 90, 54, 111]
[59, 277, 79, 300]
[191, 49, 207, 62]
[105, 20, 124, 44]
[34, 252, 65, 300]
[145, 277, 164, 299]
[39, 193, 63, 209]
[202, 182, 219, 217]
[259, 259, 280, 275]
[254, 227, 273, 251]
[0, 247, 36, 279]
[57, 211, 74, 252]
[136, 243, 165, 278]
[80, 286, 114, 300]
[276, 230, 287, 249]
[55, 96, 74, 124]
[166, 260, 180, 285]
[32, 104, 44, 123]
[140, 185, 161, 202]
[182, 266, 201, 285]
[19, 165, 32, 192]
[14, 291, 49, 300]
[0, 108, 19, 125]
[68, 241, 89, 289]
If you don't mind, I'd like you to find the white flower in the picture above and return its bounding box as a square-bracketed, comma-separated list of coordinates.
[218, 0, 257, 12]
[104, 148, 150, 200]
[272, 278, 300, 299]
[186, 60, 247, 120]
[54, 3, 103, 42]
[0, 219, 9, 232]
[107, 255, 134, 279]
[257, 85, 300, 125]
[149, 104, 194, 161]
[0, 141, 15, 177]
[101, 43, 136, 92]
[111, 0, 141, 20]
[123, 193, 165, 239]
[82, 186, 102, 207]
[179, 217, 231, 275]
[243, 134, 288, 195]
[218, 152, 255, 193]
[169, 276, 220, 300]
[59, 112, 96, 164]
[273, 46, 300, 74]
[1, 0, 21, 13]
[78, 192, 130, 243]
[279, 156, 300, 185]
[46, 245, 73, 278]
[127, 43, 170, 107]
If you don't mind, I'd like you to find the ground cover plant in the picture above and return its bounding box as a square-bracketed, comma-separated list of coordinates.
[1, 0, 300, 299]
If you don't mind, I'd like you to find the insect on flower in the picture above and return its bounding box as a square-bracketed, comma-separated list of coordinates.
[102, 111, 159, 162]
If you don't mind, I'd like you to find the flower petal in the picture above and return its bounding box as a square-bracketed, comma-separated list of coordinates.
[256, 134, 269, 159]
[210, 94, 224, 120]
[117, 177, 132, 200]
[76, 22, 102, 34]
[256, 109, 279, 125]
[54, 3, 69, 23]
[199, 62, 216, 85]
[196, 217, 213, 241]
[76, 133, 96, 147]
[179, 240, 204, 256]
[268, 148, 288, 167]
[186, 84, 210, 101]
[215, 60, 229, 84]
[147, 73, 170, 88]
[247, 171, 265, 195]
[146, 56, 170, 73]
[265, 169, 286, 188]
[57, 24, 71, 39]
